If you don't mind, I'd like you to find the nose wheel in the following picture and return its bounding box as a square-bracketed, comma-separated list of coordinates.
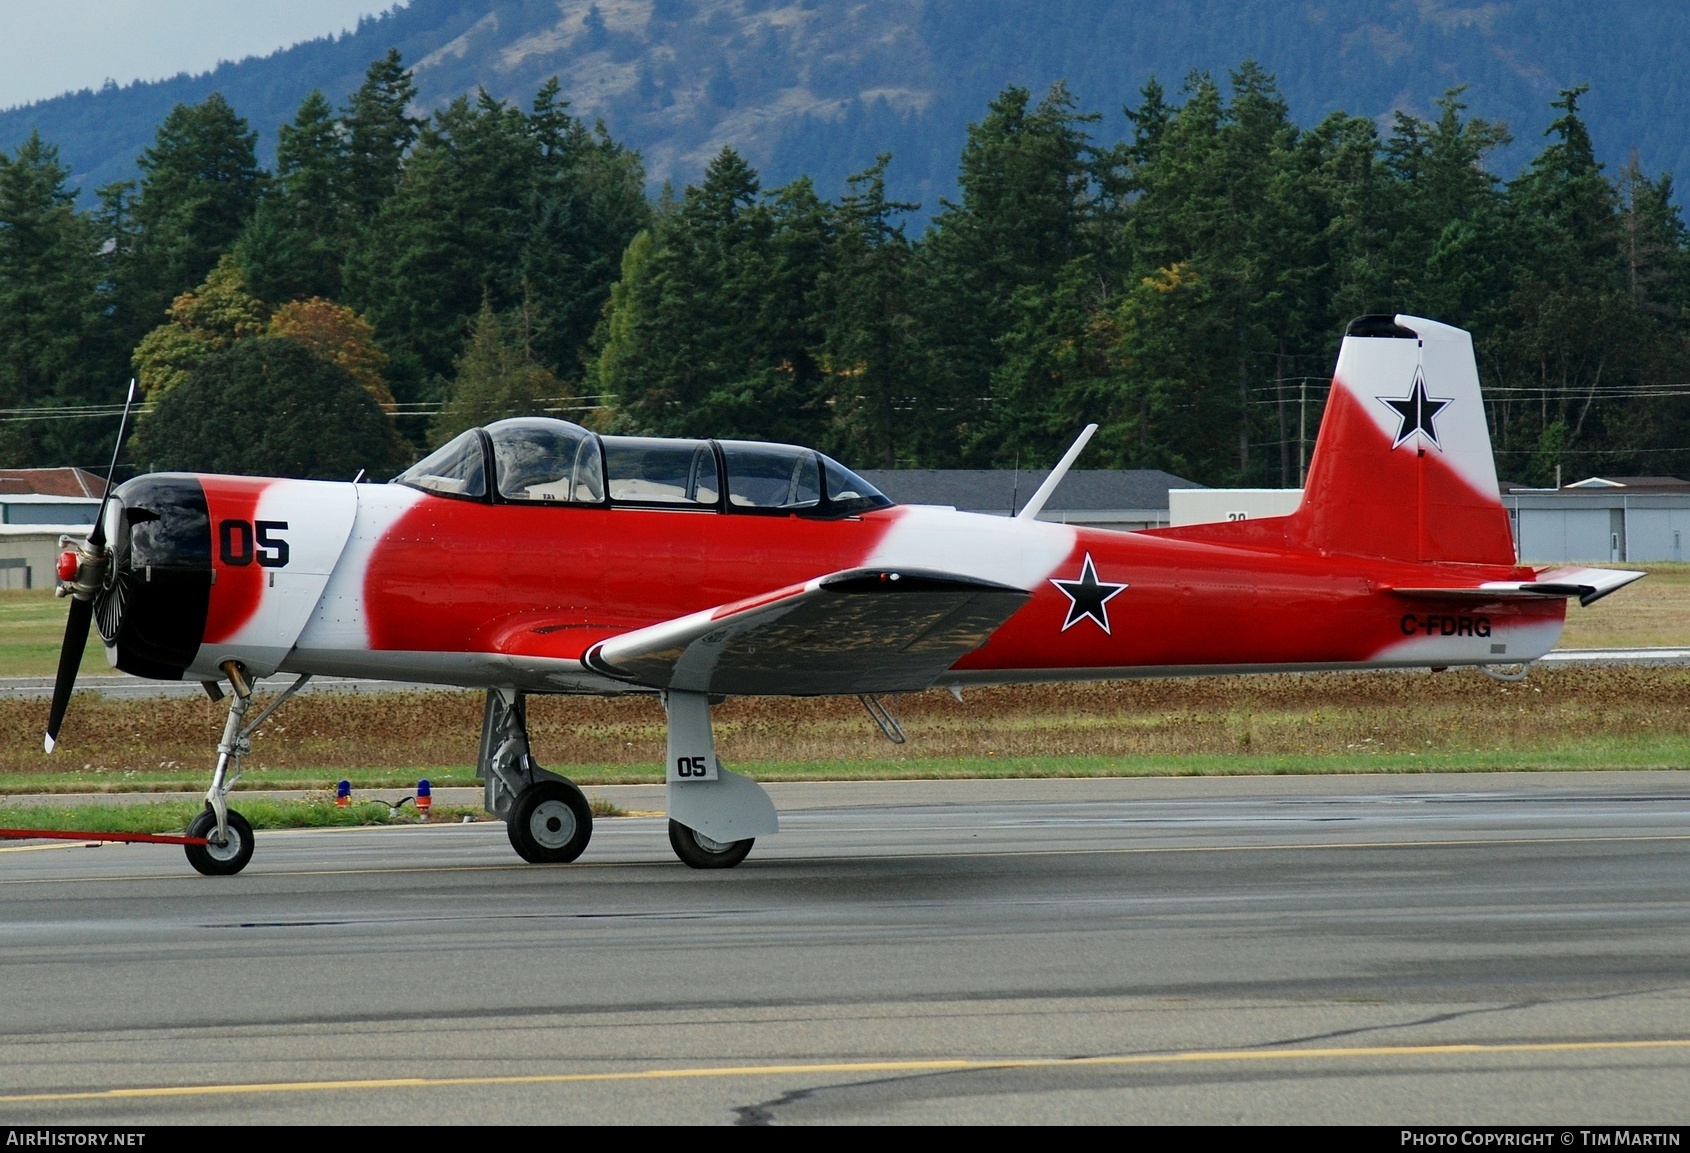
[507, 780, 594, 863]
[185, 807, 254, 876]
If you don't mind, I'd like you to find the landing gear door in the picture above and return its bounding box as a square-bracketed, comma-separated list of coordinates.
[194, 479, 360, 679]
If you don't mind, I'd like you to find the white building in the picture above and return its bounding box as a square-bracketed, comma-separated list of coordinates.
[0, 468, 104, 590]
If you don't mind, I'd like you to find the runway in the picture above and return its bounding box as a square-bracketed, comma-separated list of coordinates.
[1, 774, 1688, 1125]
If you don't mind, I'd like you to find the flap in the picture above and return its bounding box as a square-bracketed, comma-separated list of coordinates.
[1387, 566, 1645, 608]
[583, 568, 1029, 695]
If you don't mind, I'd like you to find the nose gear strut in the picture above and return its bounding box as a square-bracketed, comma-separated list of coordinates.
[188, 660, 313, 876]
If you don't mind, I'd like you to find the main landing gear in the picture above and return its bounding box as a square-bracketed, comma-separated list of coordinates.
[658, 690, 777, 869]
[480, 690, 593, 864]
[668, 820, 754, 869]
[481, 688, 778, 869]
[187, 660, 312, 877]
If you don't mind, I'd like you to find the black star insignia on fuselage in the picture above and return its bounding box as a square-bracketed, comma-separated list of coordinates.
[1377, 368, 1452, 450]
[1050, 553, 1127, 634]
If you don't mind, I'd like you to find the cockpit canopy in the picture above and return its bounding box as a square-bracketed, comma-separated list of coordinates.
[394, 418, 892, 518]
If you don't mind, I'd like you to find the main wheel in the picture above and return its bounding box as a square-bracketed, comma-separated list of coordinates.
[668, 819, 753, 870]
[507, 780, 593, 864]
[184, 808, 255, 876]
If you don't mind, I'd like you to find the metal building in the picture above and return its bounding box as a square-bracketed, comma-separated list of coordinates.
[1503, 477, 1690, 563]
[1165, 476, 1690, 563]
[858, 469, 1205, 532]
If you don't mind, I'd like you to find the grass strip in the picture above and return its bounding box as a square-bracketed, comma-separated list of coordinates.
[0, 799, 483, 836]
[0, 795, 628, 834]
[2, 736, 1688, 797]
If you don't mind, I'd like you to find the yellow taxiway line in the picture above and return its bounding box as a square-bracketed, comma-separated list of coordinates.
[4, 1038, 1690, 1105]
[0, 840, 100, 854]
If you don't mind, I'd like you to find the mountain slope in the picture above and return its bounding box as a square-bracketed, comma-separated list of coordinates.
[4, 0, 1688, 220]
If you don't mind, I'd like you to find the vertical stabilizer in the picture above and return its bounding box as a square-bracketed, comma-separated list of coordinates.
[1292, 315, 1515, 564]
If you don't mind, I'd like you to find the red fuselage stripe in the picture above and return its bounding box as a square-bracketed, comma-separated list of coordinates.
[357, 495, 1561, 671]
[202, 477, 274, 644]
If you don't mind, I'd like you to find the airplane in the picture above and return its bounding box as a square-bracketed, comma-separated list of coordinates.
[44, 314, 1643, 876]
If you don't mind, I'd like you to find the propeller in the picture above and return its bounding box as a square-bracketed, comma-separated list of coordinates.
[45, 380, 138, 753]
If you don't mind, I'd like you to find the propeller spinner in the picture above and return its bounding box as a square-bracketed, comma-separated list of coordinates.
[45, 380, 137, 753]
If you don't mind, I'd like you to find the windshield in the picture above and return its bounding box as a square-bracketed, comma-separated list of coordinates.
[819, 455, 891, 515]
[395, 430, 487, 499]
[486, 418, 604, 503]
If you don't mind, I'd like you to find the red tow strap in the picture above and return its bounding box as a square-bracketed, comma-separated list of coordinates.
[0, 828, 209, 846]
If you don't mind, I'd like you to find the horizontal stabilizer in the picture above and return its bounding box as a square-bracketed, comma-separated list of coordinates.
[584, 568, 1029, 695]
[1387, 567, 1645, 607]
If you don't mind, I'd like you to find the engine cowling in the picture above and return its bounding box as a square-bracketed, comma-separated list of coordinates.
[98, 475, 213, 679]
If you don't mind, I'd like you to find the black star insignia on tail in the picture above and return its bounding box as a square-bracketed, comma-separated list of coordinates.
[1378, 368, 1452, 450]
[1050, 553, 1127, 634]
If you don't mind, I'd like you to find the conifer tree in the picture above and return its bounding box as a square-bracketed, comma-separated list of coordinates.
[0, 132, 106, 464]
[345, 90, 539, 393]
[907, 84, 1101, 464]
[817, 155, 918, 467]
[341, 49, 421, 227]
[519, 80, 651, 376]
[131, 94, 264, 322]
[431, 300, 560, 443]
[236, 90, 350, 302]
[1497, 86, 1635, 483]
[593, 148, 830, 445]
[1115, 64, 1318, 481]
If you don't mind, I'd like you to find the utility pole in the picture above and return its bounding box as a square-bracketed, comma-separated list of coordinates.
[1298, 378, 1308, 486]
[1276, 345, 1289, 488]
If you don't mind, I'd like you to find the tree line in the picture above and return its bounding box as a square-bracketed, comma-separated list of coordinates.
[1, 52, 1686, 486]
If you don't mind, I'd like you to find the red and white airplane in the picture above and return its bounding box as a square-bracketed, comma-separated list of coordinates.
[47, 314, 1641, 875]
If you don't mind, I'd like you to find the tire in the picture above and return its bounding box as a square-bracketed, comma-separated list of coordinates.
[184, 808, 255, 876]
[668, 819, 753, 870]
[507, 780, 593, 864]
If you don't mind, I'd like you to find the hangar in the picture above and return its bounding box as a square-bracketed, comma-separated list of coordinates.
[1503, 476, 1690, 563]
[1175, 475, 1690, 563]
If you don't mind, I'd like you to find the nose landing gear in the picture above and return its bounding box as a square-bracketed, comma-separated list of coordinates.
[186, 660, 312, 877]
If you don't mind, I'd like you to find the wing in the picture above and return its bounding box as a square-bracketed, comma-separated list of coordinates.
[583, 568, 1030, 695]
[1387, 566, 1645, 607]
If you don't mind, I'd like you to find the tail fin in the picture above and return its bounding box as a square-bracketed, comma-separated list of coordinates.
[1290, 314, 1515, 565]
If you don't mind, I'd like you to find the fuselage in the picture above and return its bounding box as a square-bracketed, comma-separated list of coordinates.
[102, 471, 1565, 694]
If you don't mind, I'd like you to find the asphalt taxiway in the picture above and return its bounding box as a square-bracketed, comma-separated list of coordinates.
[1, 773, 1688, 1125]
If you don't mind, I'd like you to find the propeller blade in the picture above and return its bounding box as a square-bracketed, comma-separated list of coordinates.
[45, 596, 93, 753]
[89, 378, 138, 551]
[45, 379, 137, 752]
